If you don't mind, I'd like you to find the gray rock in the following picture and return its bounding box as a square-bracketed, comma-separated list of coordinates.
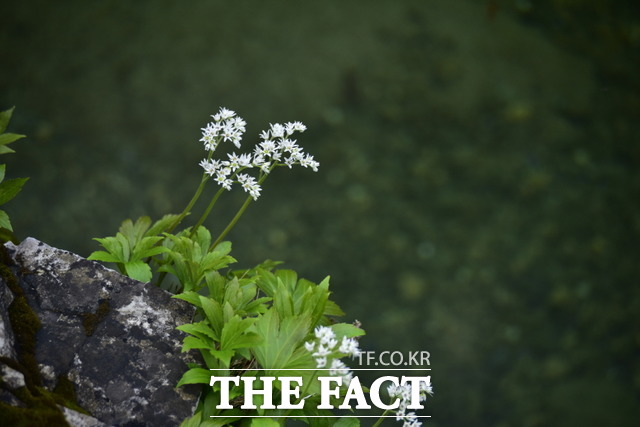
[1, 238, 202, 426]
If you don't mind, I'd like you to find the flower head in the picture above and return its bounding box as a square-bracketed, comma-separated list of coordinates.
[199, 109, 318, 196]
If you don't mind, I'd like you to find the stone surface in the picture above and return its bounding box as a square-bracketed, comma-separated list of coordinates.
[0, 237, 201, 426]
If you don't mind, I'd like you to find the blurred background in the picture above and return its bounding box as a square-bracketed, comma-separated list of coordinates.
[1, 0, 639, 425]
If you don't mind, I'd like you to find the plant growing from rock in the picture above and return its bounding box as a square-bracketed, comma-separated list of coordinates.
[88, 108, 373, 426]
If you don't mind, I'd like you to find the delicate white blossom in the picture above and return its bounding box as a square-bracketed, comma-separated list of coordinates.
[199, 108, 318, 196]
[329, 359, 349, 376]
[237, 173, 261, 200]
[315, 356, 327, 368]
[312, 344, 331, 358]
[387, 379, 432, 427]
[338, 336, 360, 357]
[305, 325, 358, 386]
[314, 326, 335, 344]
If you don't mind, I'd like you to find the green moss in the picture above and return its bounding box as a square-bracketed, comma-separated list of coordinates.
[81, 298, 110, 336]
[0, 244, 88, 424]
[0, 400, 69, 427]
[0, 247, 41, 388]
[52, 375, 89, 415]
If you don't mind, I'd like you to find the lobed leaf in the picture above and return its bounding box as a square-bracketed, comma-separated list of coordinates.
[146, 213, 180, 236]
[124, 261, 152, 283]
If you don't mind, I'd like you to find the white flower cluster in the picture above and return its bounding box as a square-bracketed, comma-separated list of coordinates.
[198, 107, 319, 200]
[387, 379, 433, 427]
[304, 326, 360, 385]
[200, 107, 246, 151]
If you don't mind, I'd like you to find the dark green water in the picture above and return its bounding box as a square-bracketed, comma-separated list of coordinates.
[2, 0, 639, 425]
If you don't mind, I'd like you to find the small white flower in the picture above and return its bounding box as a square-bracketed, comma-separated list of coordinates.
[329, 359, 349, 376]
[420, 378, 433, 396]
[270, 123, 285, 138]
[338, 336, 360, 357]
[315, 356, 327, 368]
[388, 384, 400, 398]
[278, 138, 298, 153]
[214, 173, 233, 191]
[217, 107, 236, 120]
[225, 152, 242, 171]
[314, 326, 335, 344]
[238, 153, 252, 167]
[237, 173, 262, 200]
[300, 153, 319, 172]
[259, 140, 278, 157]
[312, 344, 331, 358]
[304, 341, 315, 352]
[292, 121, 306, 132]
[199, 159, 216, 176]
[284, 156, 296, 169]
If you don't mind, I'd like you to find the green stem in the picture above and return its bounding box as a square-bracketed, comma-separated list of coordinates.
[209, 166, 273, 251]
[372, 409, 392, 427]
[209, 194, 253, 251]
[167, 173, 208, 234]
[190, 187, 225, 238]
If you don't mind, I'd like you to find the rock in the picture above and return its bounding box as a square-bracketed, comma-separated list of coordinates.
[0, 238, 201, 426]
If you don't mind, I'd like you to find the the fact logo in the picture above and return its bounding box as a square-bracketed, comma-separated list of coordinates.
[209, 374, 431, 411]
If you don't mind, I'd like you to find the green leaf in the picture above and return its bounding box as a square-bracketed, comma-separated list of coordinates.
[250, 418, 280, 427]
[334, 417, 360, 427]
[0, 177, 28, 205]
[0, 209, 12, 231]
[92, 236, 125, 261]
[130, 235, 166, 259]
[177, 321, 219, 342]
[172, 291, 205, 308]
[124, 261, 152, 282]
[209, 349, 235, 367]
[146, 213, 180, 236]
[276, 269, 298, 292]
[255, 269, 279, 297]
[0, 146, 16, 155]
[119, 217, 151, 246]
[200, 296, 224, 339]
[0, 133, 25, 147]
[0, 107, 15, 133]
[87, 250, 120, 263]
[181, 336, 213, 352]
[324, 300, 345, 317]
[179, 411, 204, 427]
[251, 310, 311, 371]
[220, 315, 261, 351]
[210, 240, 232, 258]
[330, 323, 366, 339]
[115, 232, 130, 261]
[273, 282, 294, 319]
[0, 164, 5, 182]
[176, 367, 213, 387]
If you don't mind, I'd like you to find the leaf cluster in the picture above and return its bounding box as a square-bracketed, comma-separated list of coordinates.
[0, 107, 28, 234]
[87, 215, 177, 282]
[175, 263, 365, 426]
